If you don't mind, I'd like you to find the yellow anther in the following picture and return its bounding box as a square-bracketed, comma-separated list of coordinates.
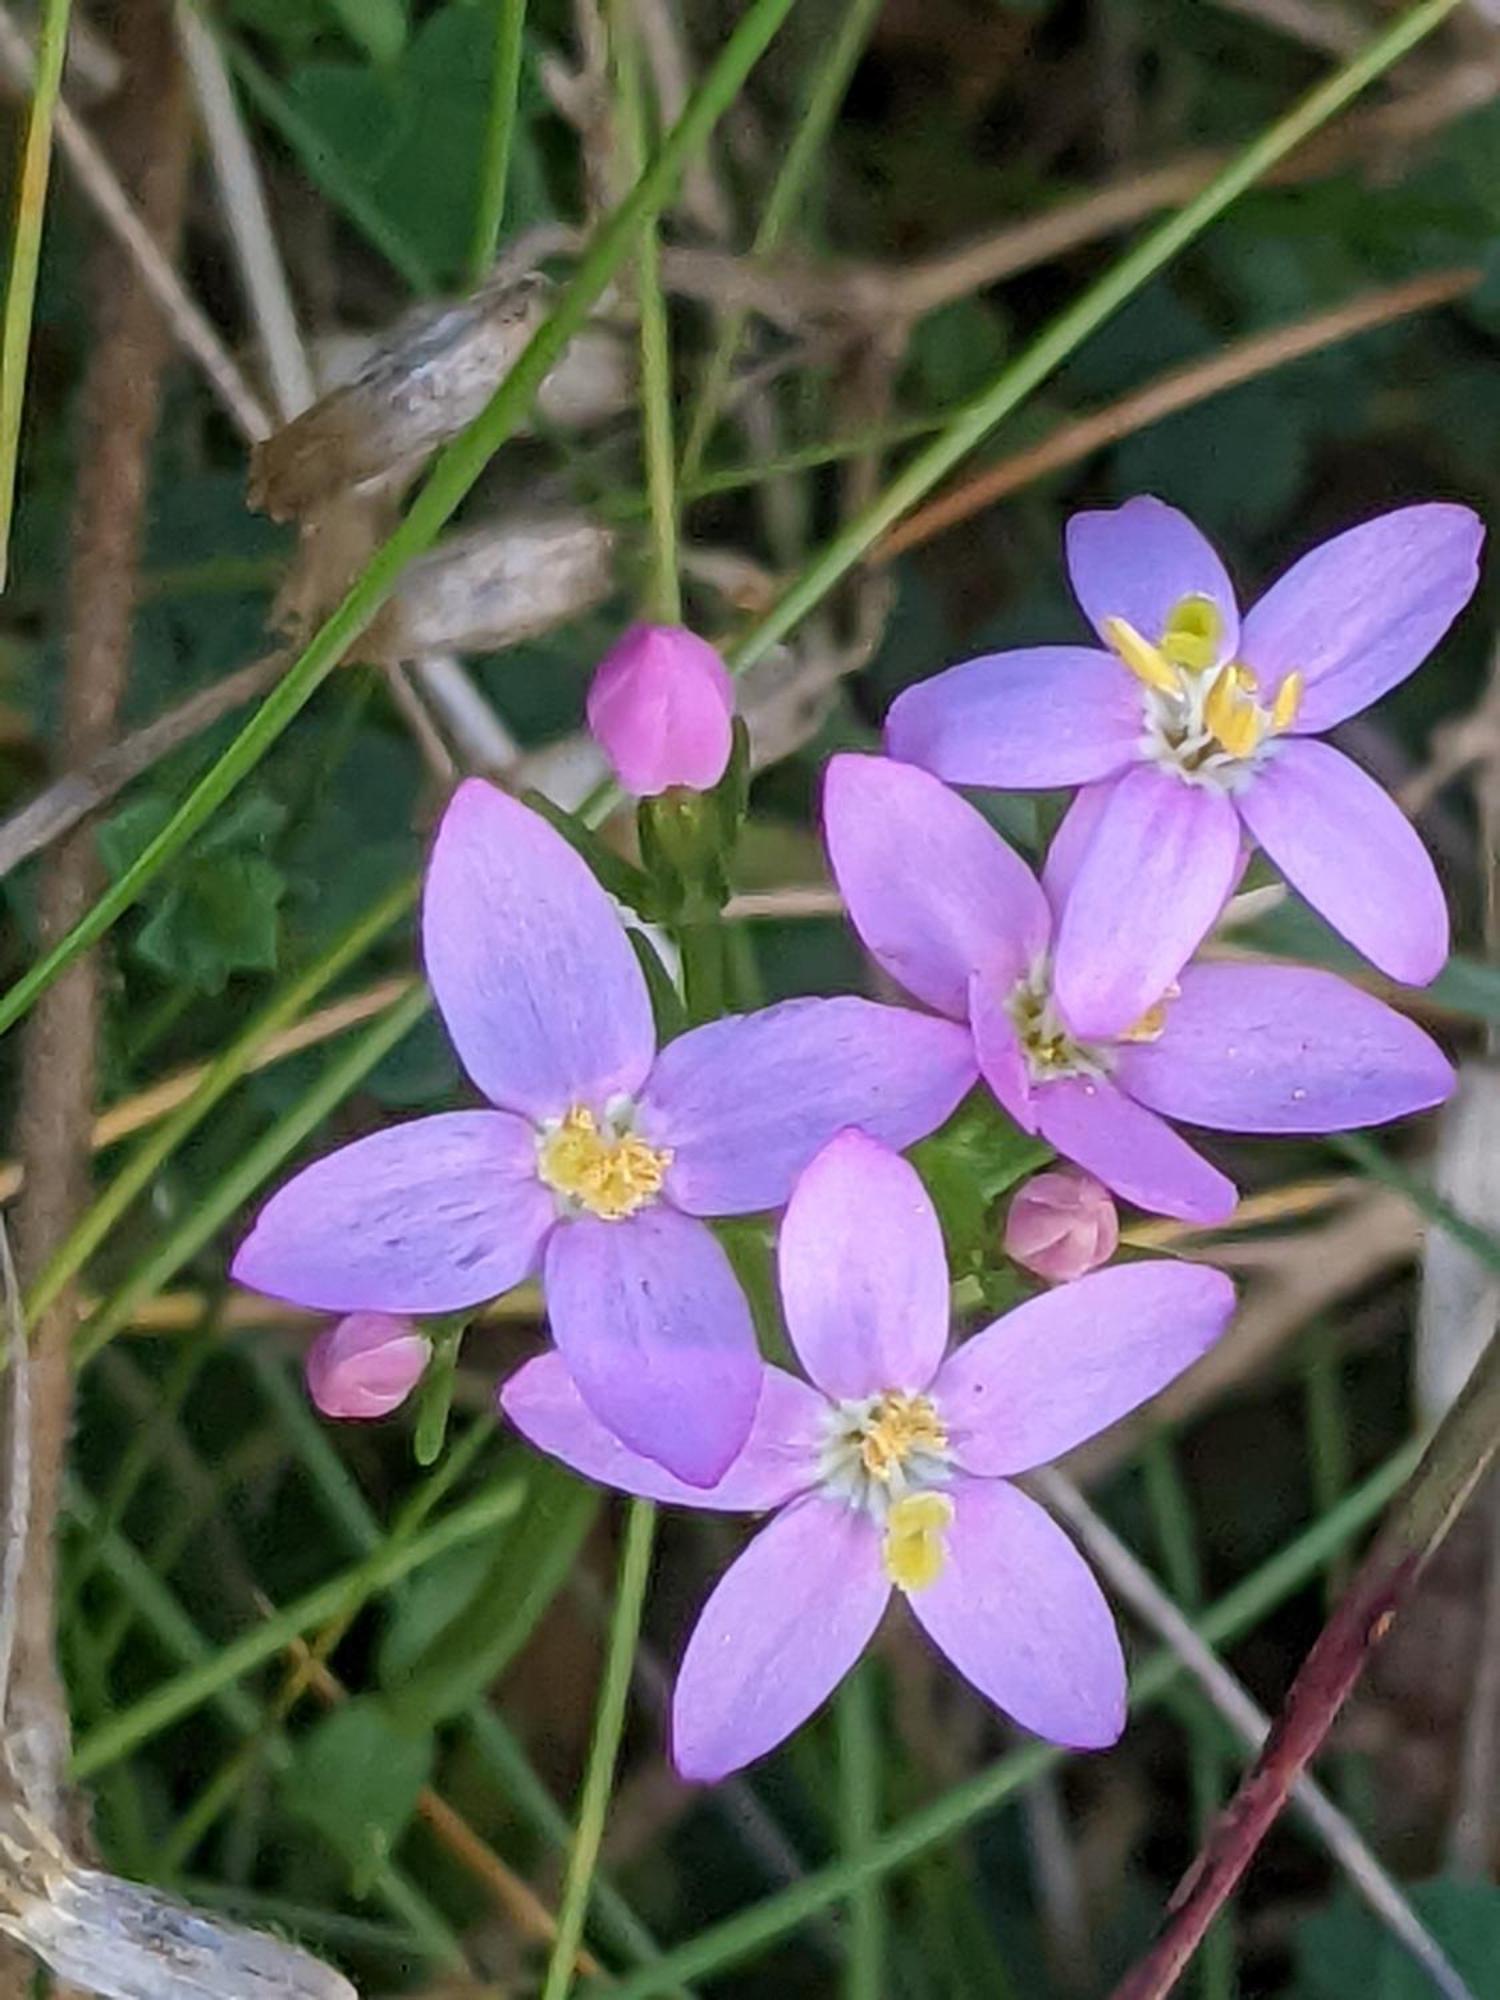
[1271, 670, 1304, 732]
[1203, 665, 1264, 761]
[1118, 986, 1177, 1045]
[1104, 616, 1180, 696]
[537, 1106, 671, 1221]
[858, 1392, 948, 1484]
[1160, 595, 1223, 674]
[883, 1491, 954, 1594]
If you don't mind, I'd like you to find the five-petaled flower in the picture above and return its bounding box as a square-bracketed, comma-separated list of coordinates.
[823, 754, 1454, 1222]
[233, 779, 976, 1487]
[503, 1129, 1236, 1779]
[886, 497, 1483, 1036]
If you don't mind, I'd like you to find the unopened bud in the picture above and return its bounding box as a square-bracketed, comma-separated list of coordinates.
[306, 1313, 430, 1420]
[1003, 1170, 1119, 1284]
[587, 624, 734, 797]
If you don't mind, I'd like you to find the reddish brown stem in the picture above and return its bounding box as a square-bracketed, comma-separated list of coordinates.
[1110, 1311, 1500, 2000]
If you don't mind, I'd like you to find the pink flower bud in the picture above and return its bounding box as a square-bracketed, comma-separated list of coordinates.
[1003, 1170, 1120, 1284]
[305, 1313, 430, 1420]
[586, 623, 734, 796]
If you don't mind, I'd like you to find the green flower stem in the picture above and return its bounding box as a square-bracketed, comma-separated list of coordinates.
[28, 876, 417, 1322]
[678, 0, 887, 487]
[74, 980, 430, 1361]
[611, 0, 680, 624]
[0, 0, 799, 1046]
[542, 1498, 658, 2000]
[722, 0, 1464, 680]
[469, 0, 529, 282]
[600, 1437, 1422, 1997]
[70, 1473, 527, 1781]
[836, 1666, 884, 2000]
[0, 0, 72, 585]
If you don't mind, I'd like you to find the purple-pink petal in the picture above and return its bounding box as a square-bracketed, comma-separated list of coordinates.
[937, 1261, 1234, 1476]
[1115, 963, 1453, 1133]
[823, 754, 1050, 1017]
[885, 647, 1144, 789]
[967, 973, 1039, 1134]
[779, 1131, 950, 1400]
[232, 1112, 554, 1313]
[422, 778, 656, 1121]
[501, 1352, 824, 1511]
[306, 1314, 430, 1420]
[1033, 1075, 1237, 1223]
[1238, 738, 1449, 986]
[1239, 504, 1483, 731]
[907, 1475, 1125, 1750]
[672, 1495, 888, 1781]
[1041, 781, 1115, 920]
[1065, 497, 1238, 664]
[637, 997, 977, 1217]
[543, 1207, 761, 1488]
[1052, 765, 1242, 1039]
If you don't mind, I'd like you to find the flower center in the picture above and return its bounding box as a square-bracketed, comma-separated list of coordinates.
[536, 1104, 671, 1221]
[1007, 966, 1108, 1083]
[820, 1390, 955, 1593]
[1006, 964, 1173, 1082]
[1105, 594, 1303, 790]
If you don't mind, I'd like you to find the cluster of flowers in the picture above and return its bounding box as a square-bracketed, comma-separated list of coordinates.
[235, 498, 1478, 1781]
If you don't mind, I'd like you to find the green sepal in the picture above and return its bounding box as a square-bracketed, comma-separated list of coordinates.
[520, 788, 652, 912]
[411, 1313, 468, 1466]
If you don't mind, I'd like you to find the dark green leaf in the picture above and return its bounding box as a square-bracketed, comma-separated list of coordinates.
[382, 1455, 598, 1729]
[1293, 1878, 1500, 1998]
[282, 1697, 432, 1893]
[135, 854, 285, 993]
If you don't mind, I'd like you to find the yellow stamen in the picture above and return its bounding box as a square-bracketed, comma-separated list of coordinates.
[1118, 985, 1178, 1045]
[537, 1106, 671, 1221]
[858, 1392, 948, 1484]
[1271, 670, 1304, 731]
[1203, 665, 1264, 760]
[1103, 616, 1180, 696]
[883, 1491, 954, 1593]
[1160, 595, 1223, 674]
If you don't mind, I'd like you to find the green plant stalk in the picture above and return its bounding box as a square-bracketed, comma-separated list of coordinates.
[0, 0, 799, 1045]
[469, 0, 529, 281]
[75, 981, 430, 1360]
[71, 1473, 526, 1780]
[598, 1437, 1421, 1997]
[678, 0, 886, 486]
[0, 0, 72, 587]
[29, 876, 417, 1320]
[836, 1667, 883, 2000]
[723, 0, 1464, 679]
[610, 0, 680, 623]
[543, 1498, 658, 2000]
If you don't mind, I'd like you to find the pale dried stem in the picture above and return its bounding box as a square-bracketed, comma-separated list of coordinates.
[0, 1, 269, 440]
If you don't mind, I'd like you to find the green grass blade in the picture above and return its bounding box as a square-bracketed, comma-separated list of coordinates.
[0, 0, 71, 587]
[469, 0, 529, 282]
[0, 0, 800, 1043]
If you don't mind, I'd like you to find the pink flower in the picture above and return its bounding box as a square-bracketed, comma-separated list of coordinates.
[305, 1313, 430, 1419]
[1004, 1169, 1119, 1282]
[887, 498, 1482, 1034]
[823, 753, 1454, 1224]
[504, 1130, 1236, 1779]
[586, 624, 735, 796]
[234, 781, 974, 1488]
